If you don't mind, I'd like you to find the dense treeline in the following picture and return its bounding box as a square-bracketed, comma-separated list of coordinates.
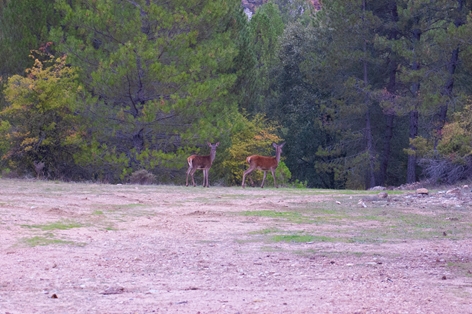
[1, 0, 472, 188]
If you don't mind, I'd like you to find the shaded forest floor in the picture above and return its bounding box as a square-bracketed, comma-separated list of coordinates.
[1, 179, 471, 313]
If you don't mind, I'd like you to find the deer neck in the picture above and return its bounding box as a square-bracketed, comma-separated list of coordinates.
[275, 150, 282, 164]
[210, 150, 217, 164]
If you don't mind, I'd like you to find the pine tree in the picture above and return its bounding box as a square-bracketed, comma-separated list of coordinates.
[51, 0, 243, 181]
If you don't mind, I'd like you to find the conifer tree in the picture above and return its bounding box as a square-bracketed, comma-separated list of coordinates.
[52, 0, 243, 181]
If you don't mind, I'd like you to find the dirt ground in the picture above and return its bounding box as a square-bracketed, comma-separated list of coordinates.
[1, 179, 471, 314]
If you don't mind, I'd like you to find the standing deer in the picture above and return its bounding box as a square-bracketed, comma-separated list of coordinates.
[242, 142, 285, 188]
[186, 142, 220, 188]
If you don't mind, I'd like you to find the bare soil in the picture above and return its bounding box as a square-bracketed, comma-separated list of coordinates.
[0, 179, 471, 314]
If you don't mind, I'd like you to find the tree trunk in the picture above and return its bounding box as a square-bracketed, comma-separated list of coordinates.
[380, 112, 394, 185]
[379, 0, 399, 186]
[365, 108, 376, 188]
[362, 0, 375, 189]
[406, 23, 421, 184]
[407, 109, 418, 183]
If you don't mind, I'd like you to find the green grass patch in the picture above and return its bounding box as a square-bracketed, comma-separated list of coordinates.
[241, 210, 312, 223]
[23, 236, 84, 247]
[112, 203, 146, 210]
[22, 220, 83, 231]
[250, 228, 281, 235]
[272, 234, 315, 243]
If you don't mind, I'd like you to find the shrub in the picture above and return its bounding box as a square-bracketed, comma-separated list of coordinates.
[129, 169, 156, 185]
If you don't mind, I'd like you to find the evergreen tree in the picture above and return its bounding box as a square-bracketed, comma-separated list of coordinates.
[51, 0, 243, 182]
[299, 0, 385, 189]
[234, 2, 284, 115]
[0, 0, 60, 110]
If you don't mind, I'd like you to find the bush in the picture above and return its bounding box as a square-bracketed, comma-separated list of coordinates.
[419, 156, 472, 184]
[129, 169, 156, 185]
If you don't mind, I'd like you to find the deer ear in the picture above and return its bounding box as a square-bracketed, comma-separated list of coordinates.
[272, 142, 277, 148]
[215, 142, 220, 146]
[279, 142, 286, 148]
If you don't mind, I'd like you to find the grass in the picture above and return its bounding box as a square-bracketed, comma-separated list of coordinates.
[240, 192, 472, 245]
[21, 220, 83, 231]
[241, 210, 312, 223]
[272, 234, 316, 243]
[23, 236, 84, 247]
[3, 179, 471, 250]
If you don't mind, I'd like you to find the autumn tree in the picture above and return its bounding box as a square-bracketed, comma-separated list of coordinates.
[222, 113, 288, 186]
[1, 51, 88, 178]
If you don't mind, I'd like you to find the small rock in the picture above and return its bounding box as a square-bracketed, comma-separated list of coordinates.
[100, 286, 124, 295]
[378, 192, 388, 198]
[446, 187, 461, 194]
[369, 186, 386, 190]
[416, 188, 429, 195]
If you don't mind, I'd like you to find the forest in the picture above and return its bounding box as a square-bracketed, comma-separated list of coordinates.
[1, 0, 472, 189]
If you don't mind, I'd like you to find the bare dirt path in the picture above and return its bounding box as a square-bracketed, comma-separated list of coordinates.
[0, 179, 471, 313]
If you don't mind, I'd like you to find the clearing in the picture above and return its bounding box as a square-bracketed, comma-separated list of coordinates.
[0, 179, 471, 313]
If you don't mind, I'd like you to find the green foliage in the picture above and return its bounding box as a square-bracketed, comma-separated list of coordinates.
[437, 122, 472, 160]
[415, 102, 472, 183]
[2, 0, 472, 187]
[0, 0, 60, 76]
[234, 2, 284, 114]
[50, 0, 243, 182]
[1, 51, 89, 178]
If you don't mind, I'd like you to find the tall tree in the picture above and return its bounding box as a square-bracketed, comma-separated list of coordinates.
[0, 0, 60, 110]
[300, 0, 384, 189]
[373, 0, 402, 186]
[391, 0, 470, 183]
[234, 2, 284, 115]
[52, 0, 243, 182]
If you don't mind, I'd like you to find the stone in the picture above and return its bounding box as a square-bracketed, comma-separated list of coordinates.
[416, 188, 429, 195]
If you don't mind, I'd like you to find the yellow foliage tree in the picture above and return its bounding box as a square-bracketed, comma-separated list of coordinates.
[223, 114, 288, 186]
[1, 51, 88, 178]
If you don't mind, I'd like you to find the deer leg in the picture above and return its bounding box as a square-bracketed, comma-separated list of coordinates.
[242, 168, 253, 188]
[261, 171, 267, 188]
[248, 174, 255, 187]
[190, 168, 197, 187]
[203, 169, 208, 187]
[186, 167, 192, 186]
[271, 169, 277, 188]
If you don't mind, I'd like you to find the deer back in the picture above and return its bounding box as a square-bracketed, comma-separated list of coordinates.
[189, 154, 213, 169]
[188, 142, 219, 169]
[247, 142, 285, 170]
[247, 155, 278, 170]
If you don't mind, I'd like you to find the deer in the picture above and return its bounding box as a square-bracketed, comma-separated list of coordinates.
[186, 142, 220, 188]
[242, 142, 285, 188]
[33, 161, 45, 180]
